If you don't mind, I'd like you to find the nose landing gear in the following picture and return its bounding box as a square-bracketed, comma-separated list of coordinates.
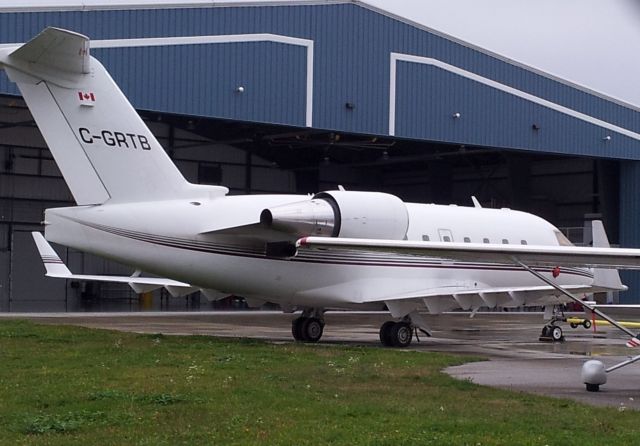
[539, 306, 566, 342]
[540, 324, 564, 342]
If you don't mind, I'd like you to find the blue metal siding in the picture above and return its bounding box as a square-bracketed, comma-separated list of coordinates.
[395, 61, 640, 158]
[0, 3, 639, 157]
[94, 42, 307, 125]
[0, 71, 19, 96]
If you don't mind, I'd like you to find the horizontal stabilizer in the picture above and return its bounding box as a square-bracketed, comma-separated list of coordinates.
[9, 27, 90, 76]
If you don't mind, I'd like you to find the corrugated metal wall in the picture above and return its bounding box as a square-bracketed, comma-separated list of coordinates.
[95, 42, 307, 126]
[0, 3, 639, 158]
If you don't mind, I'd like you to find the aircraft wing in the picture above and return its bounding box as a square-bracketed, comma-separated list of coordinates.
[372, 284, 598, 314]
[378, 284, 596, 302]
[296, 237, 640, 270]
[32, 232, 193, 295]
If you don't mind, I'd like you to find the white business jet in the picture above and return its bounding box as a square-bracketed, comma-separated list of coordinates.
[3, 28, 640, 391]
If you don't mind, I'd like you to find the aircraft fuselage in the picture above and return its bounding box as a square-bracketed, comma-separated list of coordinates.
[43, 195, 592, 310]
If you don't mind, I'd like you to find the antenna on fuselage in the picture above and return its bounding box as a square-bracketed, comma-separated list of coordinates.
[471, 196, 482, 208]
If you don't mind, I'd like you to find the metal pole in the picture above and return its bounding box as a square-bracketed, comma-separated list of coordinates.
[606, 353, 640, 373]
[514, 258, 638, 338]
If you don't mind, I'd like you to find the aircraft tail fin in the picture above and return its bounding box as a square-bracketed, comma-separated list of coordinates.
[0, 27, 208, 205]
[591, 220, 626, 291]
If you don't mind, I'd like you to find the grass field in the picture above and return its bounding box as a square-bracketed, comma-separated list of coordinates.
[0, 319, 636, 445]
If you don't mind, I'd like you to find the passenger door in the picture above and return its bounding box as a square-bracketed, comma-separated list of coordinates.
[438, 228, 454, 242]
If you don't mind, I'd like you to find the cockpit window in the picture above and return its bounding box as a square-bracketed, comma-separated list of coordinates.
[554, 230, 574, 246]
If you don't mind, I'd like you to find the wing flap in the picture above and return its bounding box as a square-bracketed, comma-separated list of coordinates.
[369, 284, 597, 313]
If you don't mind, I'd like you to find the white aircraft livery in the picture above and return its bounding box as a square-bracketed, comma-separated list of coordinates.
[3, 27, 640, 391]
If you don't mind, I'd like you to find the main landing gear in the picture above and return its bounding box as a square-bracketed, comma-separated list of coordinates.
[379, 318, 431, 348]
[292, 309, 325, 343]
[379, 320, 413, 347]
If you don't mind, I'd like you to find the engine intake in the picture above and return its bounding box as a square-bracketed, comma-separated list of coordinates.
[260, 190, 409, 240]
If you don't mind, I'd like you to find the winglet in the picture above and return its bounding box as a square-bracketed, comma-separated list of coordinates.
[591, 221, 626, 290]
[32, 231, 72, 277]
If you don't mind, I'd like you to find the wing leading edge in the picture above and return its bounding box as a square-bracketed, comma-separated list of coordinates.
[296, 237, 640, 270]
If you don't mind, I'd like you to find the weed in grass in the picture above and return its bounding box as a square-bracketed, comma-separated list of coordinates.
[88, 389, 186, 406]
[139, 393, 186, 406]
[21, 410, 106, 434]
[88, 389, 132, 401]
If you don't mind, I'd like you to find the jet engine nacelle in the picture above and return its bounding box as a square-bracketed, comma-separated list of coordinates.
[260, 190, 409, 239]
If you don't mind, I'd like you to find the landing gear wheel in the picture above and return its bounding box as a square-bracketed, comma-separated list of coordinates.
[583, 320, 592, 329]
[292, 317, 307, 341]
[390, 322, 413, 348]
[550, 325, 563, 342]
[301, 317, 324, 343]
[379, 321, 396, 347]
[586, 383, 600, 392]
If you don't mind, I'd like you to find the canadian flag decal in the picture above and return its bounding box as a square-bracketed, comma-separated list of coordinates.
[78, 91, 96, 106]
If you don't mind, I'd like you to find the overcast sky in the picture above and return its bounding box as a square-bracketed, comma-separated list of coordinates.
[2, 0, 639, 108]
[365, 0, 640, 108]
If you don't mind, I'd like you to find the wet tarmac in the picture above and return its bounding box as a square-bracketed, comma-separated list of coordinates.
[2, 311, 640, 409]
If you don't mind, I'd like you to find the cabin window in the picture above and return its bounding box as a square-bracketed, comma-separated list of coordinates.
[464, 237, 471, 243]
[422, 235, 430, 241]
[502, 239, 509, 244]
[521, 240, 528, 245]
[483, 238, 490, 244]
[442, 236, 451, 242]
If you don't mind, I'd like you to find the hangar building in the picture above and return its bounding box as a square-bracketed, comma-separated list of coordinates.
[1, 0, 640, 310]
